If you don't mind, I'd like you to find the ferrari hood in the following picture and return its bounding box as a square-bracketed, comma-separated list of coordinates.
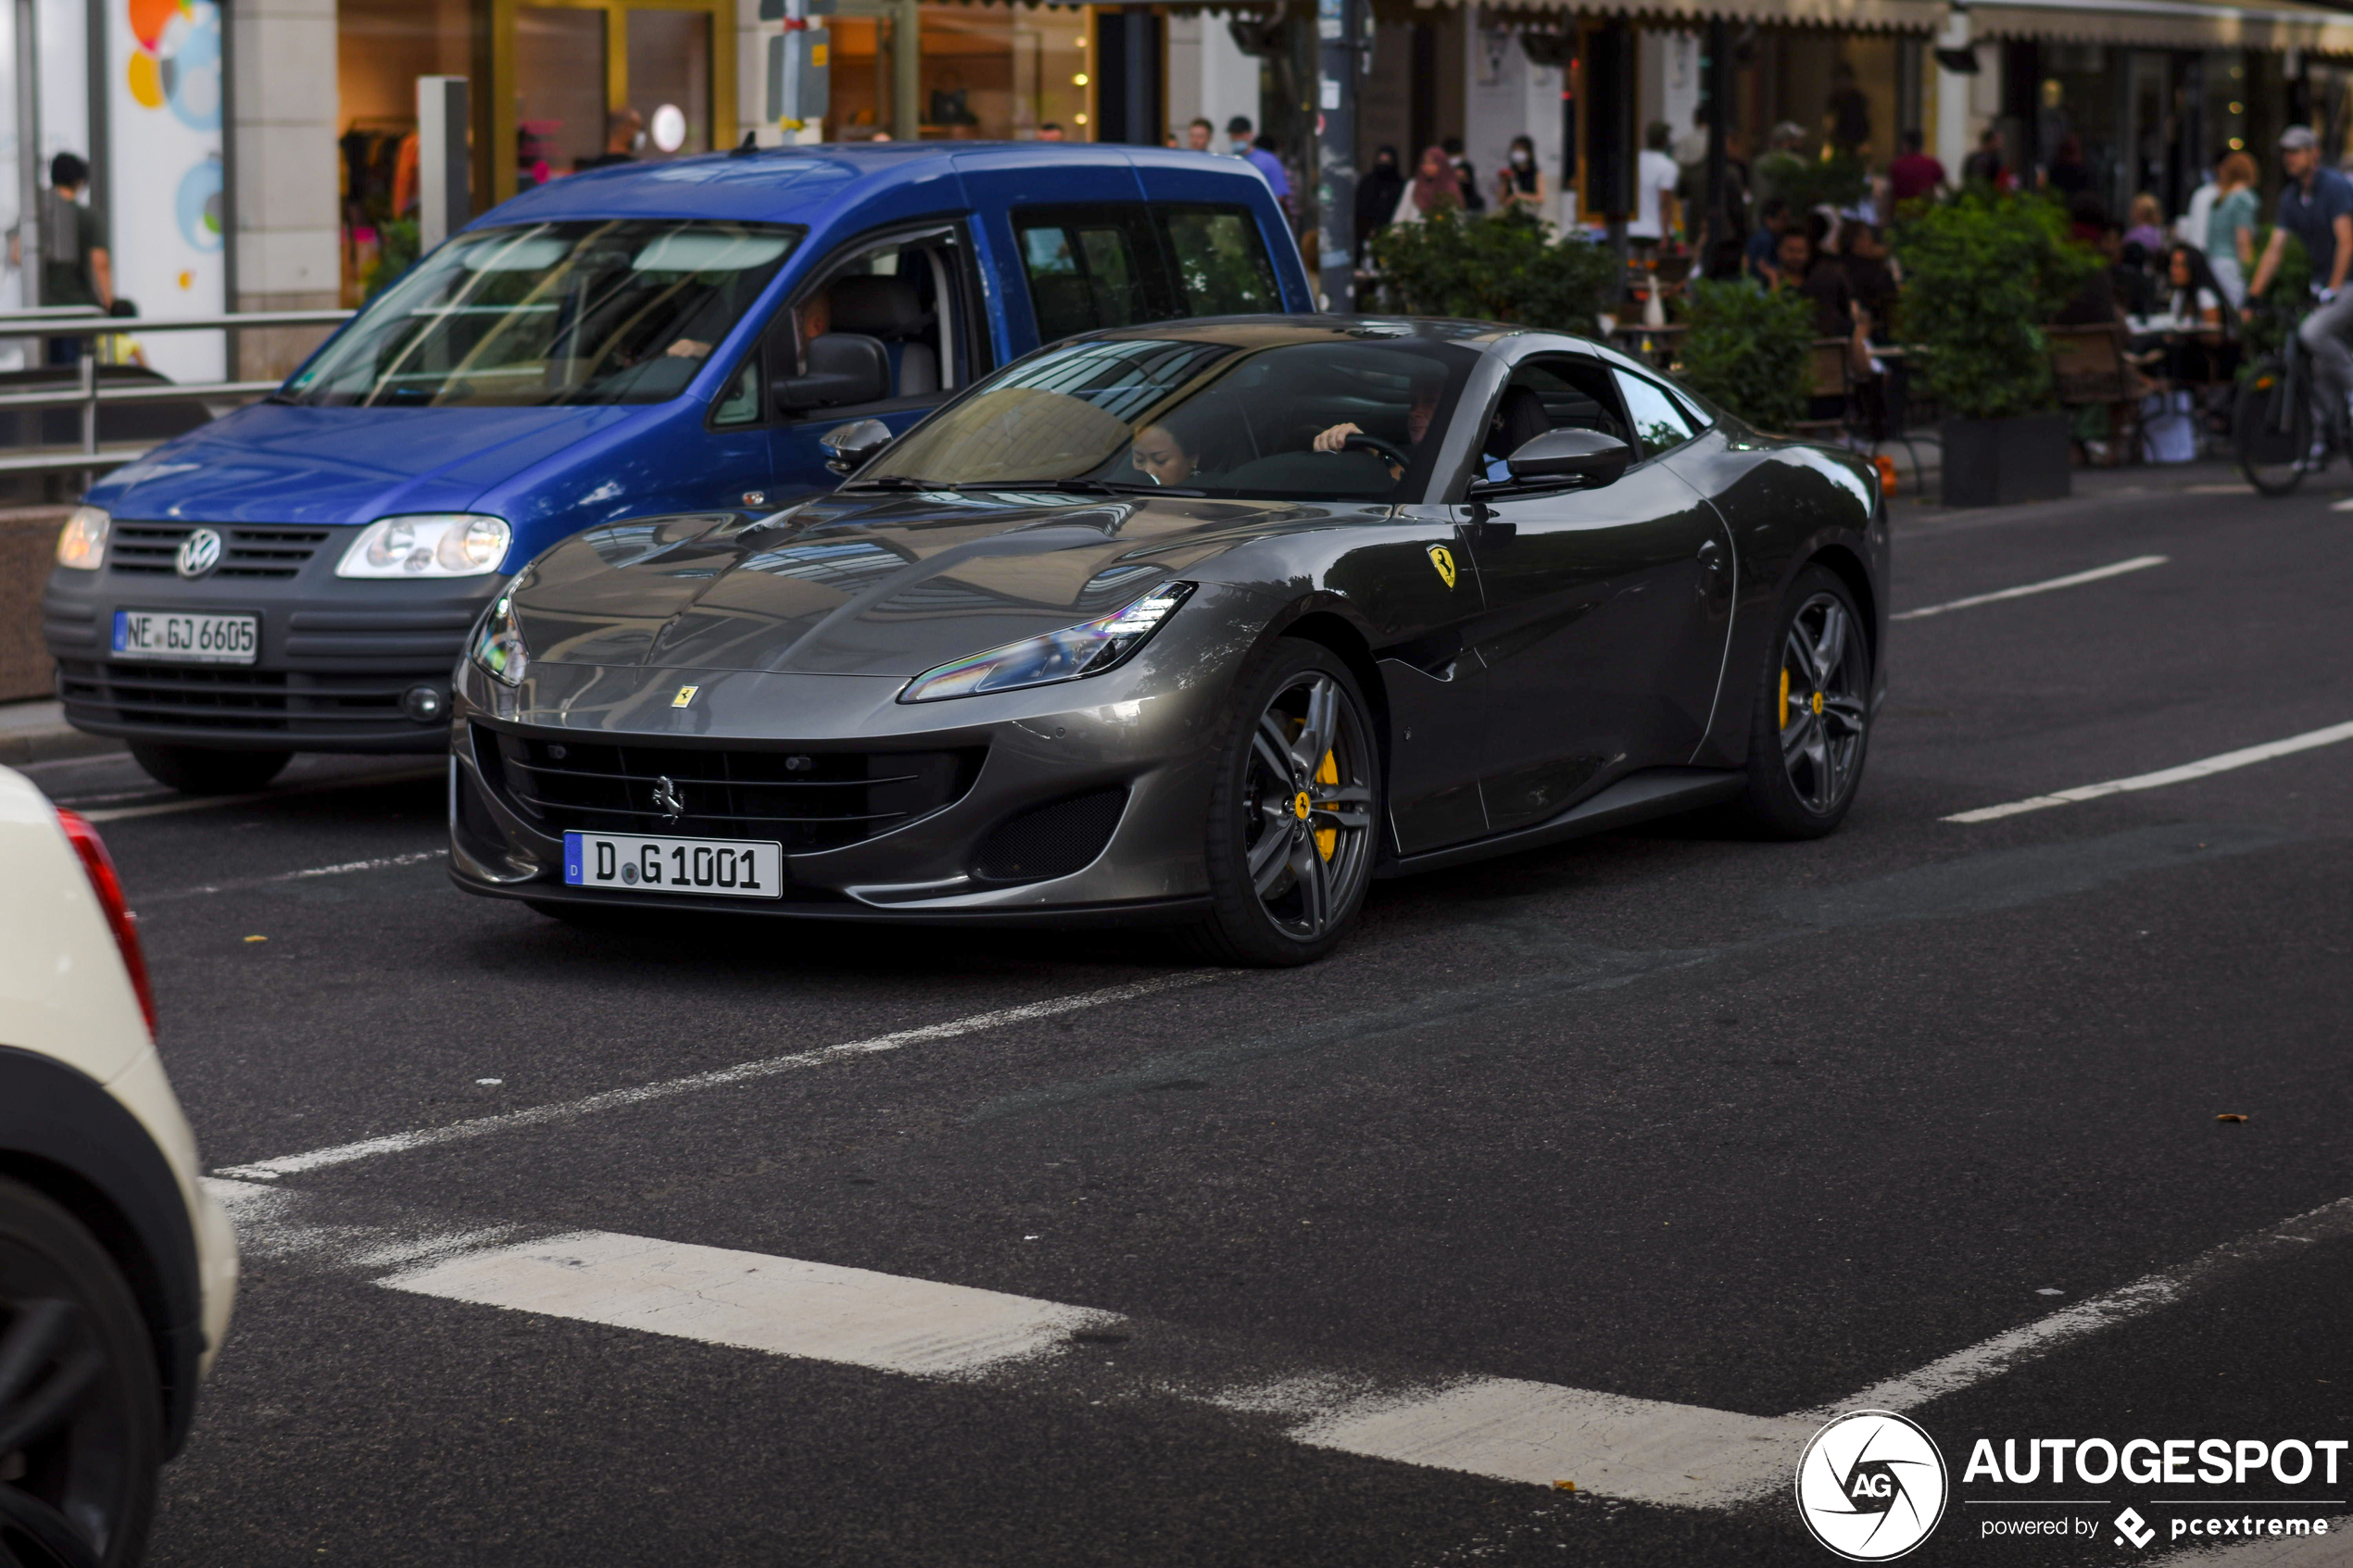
[509, 491, 1352, 679]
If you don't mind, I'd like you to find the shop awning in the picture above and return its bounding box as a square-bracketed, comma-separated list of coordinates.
[1422, 0, 2353, 51]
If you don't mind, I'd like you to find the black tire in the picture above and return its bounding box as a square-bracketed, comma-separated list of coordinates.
[2233, 358, 2312, 496]
[1187, 639, 1381, 967]
[0, 1177, 162, 1568]
[1728, 564, 1871, 840]
[127, 743, 292, 797]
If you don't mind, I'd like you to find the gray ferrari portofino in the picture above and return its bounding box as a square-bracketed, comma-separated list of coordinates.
[447, 317, 1886, 964]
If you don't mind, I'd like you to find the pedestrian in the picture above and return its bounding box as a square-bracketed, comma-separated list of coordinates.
[2177, 149, 2227, 251]
[1252, 133, 1295, 221]
[1629, 121, 1681, 250]
[38, 153, 111, 366]
[1356, 144, 1403, 259]
[2045, 135, 2093, 197]
[1392, 144, 1462, 226]
[1442, 138, 1485, 215]
[1825, 61, 1870, 157]
[1887, 129, 1945, 207]
[2243, 126, 2353, 441]
[1672, 105, 1710, 171]
[2158, 242, 2229, 379]
[1838, 220, 1901, 339]
[1185, 117, 1214, 153]
[1037, 123, 1065, 142]
[1745, 197, 1790, 285]
[2205, 152, 2259, 307]
[1493, 134, 1545, 216]
[2124, 194, 2168, 255]
[574, 107, 643, 171]
[1960, 127, 2007, 189]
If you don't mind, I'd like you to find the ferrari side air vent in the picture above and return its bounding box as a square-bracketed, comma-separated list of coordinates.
[973, 787, 1127, 884]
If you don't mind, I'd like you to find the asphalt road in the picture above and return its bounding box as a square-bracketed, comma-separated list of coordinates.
[28, 465, 2353, 1567]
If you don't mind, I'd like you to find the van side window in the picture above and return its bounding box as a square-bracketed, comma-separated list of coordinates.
[749, 223, 985, 422]
[1014, 208, 1170, 342]
[711, 358, 760, 426]
[1157, 207, 1280, 316]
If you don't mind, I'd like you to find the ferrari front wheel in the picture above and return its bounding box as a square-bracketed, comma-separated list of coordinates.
[1189, 641, 1379, 967]
[1730, 564, 1871, 839]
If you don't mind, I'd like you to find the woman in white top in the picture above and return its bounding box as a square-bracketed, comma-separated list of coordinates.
[1392, 145, 1464, 226]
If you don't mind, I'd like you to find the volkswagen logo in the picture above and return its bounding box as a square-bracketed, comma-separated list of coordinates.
[175, 527, 223, 579]
[651, 775, 685, 823]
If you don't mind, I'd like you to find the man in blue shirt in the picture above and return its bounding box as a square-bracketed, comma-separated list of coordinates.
[2246, 126, 2353, 445]
[1226, 116, 1291, 214]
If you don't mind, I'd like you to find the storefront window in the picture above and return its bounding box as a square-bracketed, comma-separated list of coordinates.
[827, 5, 1089, 141]
[337, 0, 484, 305]
[516, 7, 608, 183]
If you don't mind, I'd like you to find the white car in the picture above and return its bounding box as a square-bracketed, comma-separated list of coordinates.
[0, 763, 235, 1565]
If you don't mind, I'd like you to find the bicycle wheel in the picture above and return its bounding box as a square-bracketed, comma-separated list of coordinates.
[2235, 357, 2313, 495]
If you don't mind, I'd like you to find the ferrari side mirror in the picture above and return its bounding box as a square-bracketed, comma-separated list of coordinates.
[1505, 428, 1634, 489]
[820, 418, 894, 475]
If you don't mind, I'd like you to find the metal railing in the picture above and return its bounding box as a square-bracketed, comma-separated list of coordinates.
[0, 307, 354, 477]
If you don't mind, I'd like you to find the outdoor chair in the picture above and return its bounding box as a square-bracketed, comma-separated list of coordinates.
[2048, 322, 2156, 466]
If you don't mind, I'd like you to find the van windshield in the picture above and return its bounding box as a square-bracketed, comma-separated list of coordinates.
[282, 220, 799, 408]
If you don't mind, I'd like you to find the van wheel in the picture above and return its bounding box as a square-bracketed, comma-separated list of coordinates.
[128, 744, 291, 796]
[0, 1176, 162, 1568]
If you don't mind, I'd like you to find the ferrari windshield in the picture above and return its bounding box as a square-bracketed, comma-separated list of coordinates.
[282, 220, 799, 408]
[858, 335, 1482, 499]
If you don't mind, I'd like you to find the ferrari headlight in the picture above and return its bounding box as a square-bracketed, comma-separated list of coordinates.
[55, 506, 108, 571]
[469, 591, 529, 686]
[337, 514, 511, 578]
[899, 583, 1194, 704]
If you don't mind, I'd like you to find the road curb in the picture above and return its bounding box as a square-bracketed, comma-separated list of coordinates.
[0, 701, 123, 768]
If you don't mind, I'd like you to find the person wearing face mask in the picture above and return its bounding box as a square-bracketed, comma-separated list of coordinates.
[1226, 117, 1292, 210]
[1443, 138, 1486, 215]
[1356, 145, 1404, 259]
[575, 107, 645, 171]
[1493, 135, 1545, 215]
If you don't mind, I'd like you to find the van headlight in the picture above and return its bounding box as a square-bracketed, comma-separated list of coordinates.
[468, 592, 529, 685]
[55, 506, 108, 570]
[899, 583, 1192, 704]
[337, 514, 511, 578]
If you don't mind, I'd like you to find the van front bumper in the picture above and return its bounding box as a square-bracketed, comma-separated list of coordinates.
[42, 530, 503, 753]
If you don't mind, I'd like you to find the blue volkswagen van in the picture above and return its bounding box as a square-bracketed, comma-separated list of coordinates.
[41, 143, 1312, 792]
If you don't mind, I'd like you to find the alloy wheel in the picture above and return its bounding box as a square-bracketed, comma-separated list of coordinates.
[1239, 671, 1375, 941]
[1777, 592, 1868, 817]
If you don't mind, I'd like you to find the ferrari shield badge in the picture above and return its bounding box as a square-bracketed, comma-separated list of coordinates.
[1427, 545, 1457, 589]
[672, 684, 699, 709]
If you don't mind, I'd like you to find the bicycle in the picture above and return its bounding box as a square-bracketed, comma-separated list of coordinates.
[2233, 293, 2345, 495]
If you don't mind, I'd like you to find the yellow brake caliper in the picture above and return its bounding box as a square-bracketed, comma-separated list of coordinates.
[1779, 667, 1792, 730]
[1314, 750, 1340, 861]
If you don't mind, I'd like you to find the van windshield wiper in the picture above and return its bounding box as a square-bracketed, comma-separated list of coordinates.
[842, 475, 938, 491]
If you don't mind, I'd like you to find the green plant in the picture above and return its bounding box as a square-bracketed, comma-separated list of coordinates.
[1677, 281, 1816, 432]
[1892, 189, 2100, 420]
[1369, 208, 1620, 331]
[360, 218, 420, 301]
[1772, 152, 1870, 216]
[2237, 226, 2311, 372]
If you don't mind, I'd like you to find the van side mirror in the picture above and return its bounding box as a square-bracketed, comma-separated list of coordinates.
[773, 332, 891, 414]
[1504, 428, 1634, 489]
[820, 419, 894, 475]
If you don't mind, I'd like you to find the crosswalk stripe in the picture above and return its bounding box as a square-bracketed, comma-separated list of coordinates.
[1944, 720, 2353, 823]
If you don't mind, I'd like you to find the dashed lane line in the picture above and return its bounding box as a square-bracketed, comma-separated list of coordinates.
[206, 1180, 2353, 1511]
[209, 972, 1219, 1181]
[1944, 721, 2353, 823]
[1892, 554, 2169, 621]
[142, 848, 448, 904]
[78, 765, 441, 823]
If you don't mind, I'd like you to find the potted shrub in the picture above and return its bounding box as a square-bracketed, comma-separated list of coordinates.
[1678, 281, 1816, 432]
[1370, 208, 1620, 331]
[1894, 190, 2099, 506]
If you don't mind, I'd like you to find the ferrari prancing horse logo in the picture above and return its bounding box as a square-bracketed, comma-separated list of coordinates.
[1428, 544, 1457, 589]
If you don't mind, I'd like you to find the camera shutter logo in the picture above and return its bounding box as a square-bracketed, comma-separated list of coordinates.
[1795, 1411, 1948, 1561]
[175, 527, 223, 579]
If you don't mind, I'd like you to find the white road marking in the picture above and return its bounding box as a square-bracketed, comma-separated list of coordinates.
[1893, 555, 2169, 621]
[384, 1229, 1117, 1378]
[144, 848, 447, 903]
[1944, 720, 2353, 823]
[2333, 496, 2353, 512]
[206, 1180, 2353, 1512]
[80, 765, 440, 823]
[210, 972, 1219, 1180]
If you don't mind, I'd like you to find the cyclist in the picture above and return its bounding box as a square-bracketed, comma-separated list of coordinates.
[2242, 126, 2353, 449]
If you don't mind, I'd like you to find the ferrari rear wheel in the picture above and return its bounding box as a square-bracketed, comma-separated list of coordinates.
[1189, 641, 1378, 966]
[1730, 565, 1870, 839]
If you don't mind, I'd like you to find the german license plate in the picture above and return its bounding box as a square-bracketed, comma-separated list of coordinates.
[112, 609, 258, 664]
[562, 831, 783, 899]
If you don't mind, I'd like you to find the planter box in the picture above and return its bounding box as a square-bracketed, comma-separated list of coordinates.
[0, 508, 70, 703]
[1939, 413, 2070, 508]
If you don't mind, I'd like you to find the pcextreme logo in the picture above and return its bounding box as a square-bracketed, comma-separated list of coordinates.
[1796, 1411, 1950, 1562]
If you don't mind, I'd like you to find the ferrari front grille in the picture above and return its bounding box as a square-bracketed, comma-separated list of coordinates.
[478, 726, 986, 853]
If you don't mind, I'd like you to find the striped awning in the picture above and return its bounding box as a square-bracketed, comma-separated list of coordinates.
[1417, 0, 2353, 50]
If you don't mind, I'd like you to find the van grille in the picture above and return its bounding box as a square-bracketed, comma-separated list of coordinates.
[109, 521, 332, 578]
